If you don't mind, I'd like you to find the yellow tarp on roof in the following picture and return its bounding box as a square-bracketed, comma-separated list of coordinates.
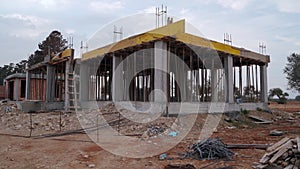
[82, 19, 269, 63]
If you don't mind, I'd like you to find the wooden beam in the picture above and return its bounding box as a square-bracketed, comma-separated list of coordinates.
[269, 140, 292, 163]
[227, 144, 270, 150]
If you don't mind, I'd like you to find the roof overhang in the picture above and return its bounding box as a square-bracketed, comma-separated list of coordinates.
[82, 19, 270, 64]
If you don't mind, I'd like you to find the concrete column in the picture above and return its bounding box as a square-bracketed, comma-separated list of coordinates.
[184, 71, 190, 101]
[260, 64, 268, 103]
[123, 58, 129, 101]
[46, 65, 56, 102]
[224, 55, 234, 103]
[64, 60, 70, 111]
[154, 41, 168, 103]
[112, 55, 124, 101]
[14, 79, 19, 101]
[211, 68, 218, 102]
[25, 71, 31, 100]
[80, 62, 89, 102]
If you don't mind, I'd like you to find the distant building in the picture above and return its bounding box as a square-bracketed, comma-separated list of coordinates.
[4, 73, 26, 101]
[0, 85, 5, 100]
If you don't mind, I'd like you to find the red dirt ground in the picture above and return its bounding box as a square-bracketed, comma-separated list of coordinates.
[0, 104, 299, 169]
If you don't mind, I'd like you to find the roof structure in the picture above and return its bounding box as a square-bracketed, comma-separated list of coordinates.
[82, 19, 270, 64]
[5, 73, 26, 80]
[27, 48, 75, 71]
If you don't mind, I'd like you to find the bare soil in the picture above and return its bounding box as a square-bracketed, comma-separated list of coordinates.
[0, 102, 300, 169]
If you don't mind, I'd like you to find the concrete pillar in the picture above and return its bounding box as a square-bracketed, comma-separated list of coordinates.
[177, 62, 187, 101]
[224, 55, 234, 103]
[154, 41, 168, 103]
[112, 55, 124, 101]
[25, 71, 31, 100]
[182, 70, 189, 102]
[46, 65, 56, 102]
[211, 68, 218, 102]
[260, 64, 268, 103]
[80, 62, 89, 102]
[123, 58, 129, 101]
[64, 60, 70, 111]
[14, 79, 19, 101]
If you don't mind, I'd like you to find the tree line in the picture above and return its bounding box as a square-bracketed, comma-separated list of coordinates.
[0, 30, 67, 85]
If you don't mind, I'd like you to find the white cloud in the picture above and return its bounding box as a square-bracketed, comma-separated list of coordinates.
[272, 0, 300, 13]
[24, 0, 71, 9]
[0, 14, 50, 38]
[275, 35, 300, 47]
[210, 0, 253, 10]
[65, 29, 75, 34]
[90, 1, 124, 13]
[1, 14, 49, 27]
[140, 6, 156, 14]
[180, 8, 189, 15]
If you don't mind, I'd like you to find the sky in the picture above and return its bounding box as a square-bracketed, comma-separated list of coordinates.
[0, 0, 300, 98]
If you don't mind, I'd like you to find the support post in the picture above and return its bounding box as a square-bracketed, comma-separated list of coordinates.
[46, 65, 55, 102]
[154, 41, 168, 103]
[80, 62, 89, 102]
[224, 55, 234, 103]
[211, 68, 218, 102]
[112, 55, 124, 101]
[260, 64, 268, 103]
[25, 71, 31, 100]
[14, 79, 19, 101]
[64, 60, 70, 111]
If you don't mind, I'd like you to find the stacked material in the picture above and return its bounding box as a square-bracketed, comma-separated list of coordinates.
[186, 138, 234, 160]
[254, 137, 300, 169]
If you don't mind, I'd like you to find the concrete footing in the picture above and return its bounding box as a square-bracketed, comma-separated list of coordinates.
[18, 101, 64, 112]
[79, 101, 268, 114]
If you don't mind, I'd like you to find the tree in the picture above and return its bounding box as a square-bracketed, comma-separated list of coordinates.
[27, 30, 68, 67]
[269, 88, 289, 104]
[14, 60, 27, 73]
[27, 50, 44, 67]
[0, 60, 27, 85]
[284, 53, 300, 92]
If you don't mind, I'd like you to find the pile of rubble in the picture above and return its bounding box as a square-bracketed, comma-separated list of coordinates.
[185, 138, 234, 160]
[0, 102, 80, 134]
[254, 137, 300, 169]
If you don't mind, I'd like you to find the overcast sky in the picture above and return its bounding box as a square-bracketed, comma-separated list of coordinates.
[0, 0, 300, 98]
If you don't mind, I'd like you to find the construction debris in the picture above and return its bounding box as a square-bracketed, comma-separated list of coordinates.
[254, 137, 300, 169]
[159, 153, 168, 160]
[185, 138, 234, 160]
[164, 164, 196, 169]
[226, 144, 269, 150]
[147, 126, 167, 137]
[248, 115, 273, 124]
[270, 130, 285, 136]
[168, 131, 179, 137]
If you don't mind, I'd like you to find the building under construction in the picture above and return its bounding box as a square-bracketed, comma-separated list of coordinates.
[21, 48, 78, 111]
[78, 20, 270, 114]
